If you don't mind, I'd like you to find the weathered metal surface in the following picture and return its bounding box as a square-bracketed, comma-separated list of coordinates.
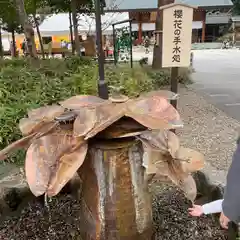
[25, 128, 87, 196]
[109, 86, 130, 103]
[47, 140, 88, 197]
[126, 96, 183, 129]
[84, 102, 127, 140]
[139, 130, 204, 201]
[175, 147, 205, 173]
[0, 92, 204, 204]
[73, 108, 97, 137]
[59, 95, 107, 109]
[27, 105, 65, 121]
[19, 118, 45, 136]
[54, 111, 77, 123]
[0, 122, 59, 161]
[139, 130, 180, 154]
[179, 175, 197, 203]
[19, 104, 65, 136]
[141, 90, 179, 100]
[96, 117, 146, 139]
[78, 139, 152, 240]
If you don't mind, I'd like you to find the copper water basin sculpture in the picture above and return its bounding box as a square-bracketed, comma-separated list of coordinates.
[0, 90, 204, 239]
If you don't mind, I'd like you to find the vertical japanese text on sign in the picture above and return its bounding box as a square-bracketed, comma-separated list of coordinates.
[172, 9, 183, 63]
[161, 3, 195, 67]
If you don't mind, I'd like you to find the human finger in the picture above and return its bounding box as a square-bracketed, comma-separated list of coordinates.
[220, 219, 228, 229]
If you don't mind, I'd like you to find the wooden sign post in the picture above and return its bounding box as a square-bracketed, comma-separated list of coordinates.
[160, 3, 197, 109]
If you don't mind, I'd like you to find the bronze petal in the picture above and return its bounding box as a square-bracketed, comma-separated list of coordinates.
[47, 140, 88, 197]
[141, 90, 179, 100]
[59, 95, 107, 110]
[96, 117, 146, 139]
[19, 118, 58, 136]
[175, 147, 205, 173]
[0, 122, 59, 161]
[141, 142, 169, 175]
[142, 150, 158, 175]
[19, 118, 44, 136]
[25, 130, 78, 196]
[154, 154, 186, 187]
[125, 113, 175, 130]
[0, 132, 36, 161]
[179, 175, 197, 202]
[84, 103, 126, 140]
[73, 108, 97, 137]
[126, 96, 182, 130]
[139, 130, 180, 156]
[167, 131, 180, 157]
[28, 105, 65, 121]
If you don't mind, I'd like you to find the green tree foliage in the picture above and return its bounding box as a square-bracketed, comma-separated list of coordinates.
[47, 0, 93, 13]
[0, 0, 50, 58]
[232, 0, 240, 15]
[0, 1, 22, 34]
[0, 0, 49, 34]
[0, 1, 23, 56]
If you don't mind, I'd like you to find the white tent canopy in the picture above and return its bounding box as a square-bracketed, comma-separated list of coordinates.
[0, 12, 130, 37]
[38, 12, 130, 36]
[132, 21, 202, 31]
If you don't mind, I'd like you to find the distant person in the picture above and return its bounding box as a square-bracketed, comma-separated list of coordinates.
[105, 39, 110, 57]
[144, 36, 150, 54]
[21, 39, 27, 56]
[61, 40, 67, 48]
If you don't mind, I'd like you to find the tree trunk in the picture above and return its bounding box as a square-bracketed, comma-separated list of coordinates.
[0, 25, 3, 58]
[15, 0, 37, 59]
[78, 139, 152, 240]
[11, 29, 17, 58]
[33, 14, 45, 59]
[71, 0, 80, 55]
[152, 0, 174, 69]
[69, 10, 75, 55]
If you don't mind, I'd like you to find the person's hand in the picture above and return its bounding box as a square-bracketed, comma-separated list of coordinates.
[188, 205, 204, 217]
[219, 212, 230, 229]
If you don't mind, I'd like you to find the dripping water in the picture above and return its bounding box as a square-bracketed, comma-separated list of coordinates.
[44, 193, 55, 239]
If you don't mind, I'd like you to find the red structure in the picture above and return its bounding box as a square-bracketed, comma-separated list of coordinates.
[105, 0, 233, 43]
[129, 9, 208, 43]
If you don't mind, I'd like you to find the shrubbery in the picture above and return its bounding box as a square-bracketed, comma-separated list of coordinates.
[0, 57, 191, 164]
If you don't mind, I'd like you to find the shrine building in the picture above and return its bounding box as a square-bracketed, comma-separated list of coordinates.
[105, 0, 233, 43]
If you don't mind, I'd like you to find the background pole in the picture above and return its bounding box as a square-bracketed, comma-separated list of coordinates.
[95, 0, 109, 99]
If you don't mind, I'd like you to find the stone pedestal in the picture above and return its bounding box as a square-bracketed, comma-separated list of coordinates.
[78, 139, 153, 240]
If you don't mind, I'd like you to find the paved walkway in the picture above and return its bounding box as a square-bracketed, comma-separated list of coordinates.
[191, 49, 240, 121]
[132, 48, 240, 121]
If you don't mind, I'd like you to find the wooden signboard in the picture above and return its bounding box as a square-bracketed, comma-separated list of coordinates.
[160, 3, 196, 68]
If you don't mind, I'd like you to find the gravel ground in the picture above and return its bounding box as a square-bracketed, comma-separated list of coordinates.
[178, 87, 240, 173]
[0, 195, 82, 240]
[151, 184, 228, 240]
[0, 186, 228, 240]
